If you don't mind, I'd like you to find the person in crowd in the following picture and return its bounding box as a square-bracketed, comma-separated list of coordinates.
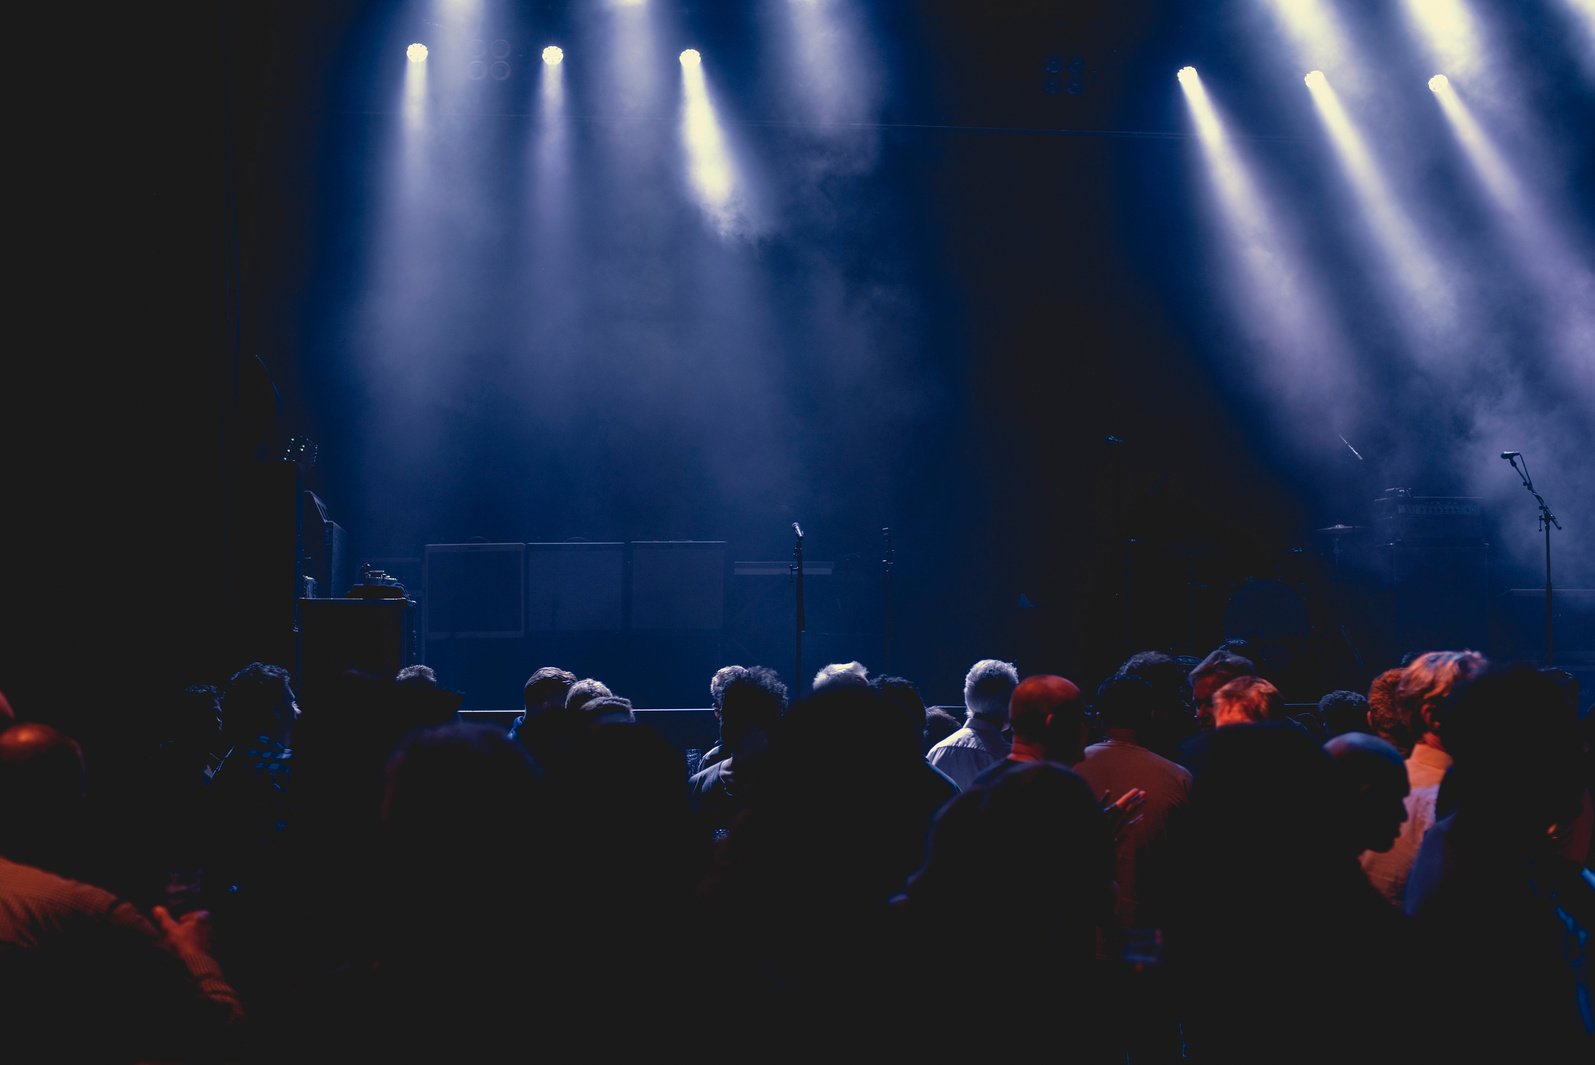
[1359, 649, 1487, 908]
[575, 693, 636, 725]
[133, 681, 229, 911]
[811, 659, 870, 691]
[1403, 662, 1595, 1059]
[564, 676, 614, 715]
[1210, 674, 1287, 726]
[1163, 721, 1413, 1064]
[0, 719, 249, 1063]
[1365, 667, 1413, 755]
[507, 664, 579, 770]
[887, 760, 1121, 1059]
[1318, 687, 1374, 740]
[506, 665, 577, 745]
[200, 660, 302, 1016]
[697, 663, 750, 770]
[1323, 731, 1409, 858]
[286, 720, 549, 1060]
[1076, 672, 1194, 936]
[922, 705, 963, 754]
[697, 683, 957, 1045]
[1175, 672, 1289, 776]
[1186, 646, 1256, 730]
[967, 673, 1087, 788]
[392, 663, 465, 727]
[1115, 648, 1200, 760]
[871, 673, 929, 752]
[926, 658, 1019, 789]
[689, 664, 788, 843]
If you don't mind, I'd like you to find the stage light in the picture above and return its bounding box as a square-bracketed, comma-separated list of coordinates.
[542, 45, 564, 65]
[680, 48, 702, 67]
[406, 43, 429, 63]
[1428, 73, 1449, 92]
[1177, 65, 1197, 86]
[1304, 69, 1327, 88]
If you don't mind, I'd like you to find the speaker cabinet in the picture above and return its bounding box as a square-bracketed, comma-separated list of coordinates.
[525, 542, 625, 632]
[1378, 541, 1492, 656]
[423, 543, 526, 640]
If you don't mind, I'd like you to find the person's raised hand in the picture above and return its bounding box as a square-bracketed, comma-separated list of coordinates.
[152, 903, 215, 955]
[1100, 786, 1147, 844]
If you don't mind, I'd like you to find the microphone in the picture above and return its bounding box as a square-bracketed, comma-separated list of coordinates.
[1500, 451, 1521, 460]
[792, 522, 804, 540]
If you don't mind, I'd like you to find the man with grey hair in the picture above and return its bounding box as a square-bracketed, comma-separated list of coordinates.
[925, 658, 1019, 790]
[811, 660, 870, 692]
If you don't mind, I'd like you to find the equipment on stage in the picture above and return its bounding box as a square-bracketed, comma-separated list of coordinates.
[1371, 488, 1485, 544]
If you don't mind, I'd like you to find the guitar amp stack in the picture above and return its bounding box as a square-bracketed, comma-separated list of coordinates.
[1369, 490, 1491, 656]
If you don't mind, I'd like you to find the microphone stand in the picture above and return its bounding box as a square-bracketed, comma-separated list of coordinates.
[1504, 453, 1561, 664]
[881, 527, 894, 673]
[791, 523, 806, 688]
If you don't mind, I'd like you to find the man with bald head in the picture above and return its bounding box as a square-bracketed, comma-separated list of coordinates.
[967, 672, 1085, 790]
[1324, 731, 1410, 859]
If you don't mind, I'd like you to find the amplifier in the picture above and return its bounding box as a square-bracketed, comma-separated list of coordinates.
[1371, 492, 1485, 544]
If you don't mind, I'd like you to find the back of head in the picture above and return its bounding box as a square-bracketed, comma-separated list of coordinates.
[710, 665, 751, 712]
[1323, 731, 1410, 854]
[392, 665, 464, 728]
[381, 721, 543, 907]
[523, 666, 578, 714]
[720, 666, 788, 750]
[1366, 667, 1411, 753]
[1318, 688, 1372, 740]
[221, 661, 297, 745]
[1433, 661, 1584, 836]
[923, 706, 963, 750]
[871, 674, 928, 739]
[1008, 672, 1084, 765]
[812, 660, 870, 692]
[1093, 672, 1159, 735]
[395, 664, 438, 685]
[963, 658, 1020, 721]
[1397, 650, 1488, 740]
[577, 694, 636, 726]
[1118, 649, 1194, 712]
[1211, 675, 1285, 727]
[0, 721, 87, 859]
[565, 677, 614, 714]
[1008, 674, 1083, 745]
[1189, 648, 1257, 724]
[162, 683, 223, 749]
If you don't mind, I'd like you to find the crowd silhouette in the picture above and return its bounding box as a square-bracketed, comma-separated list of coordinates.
[2, 633, 1593, 1063]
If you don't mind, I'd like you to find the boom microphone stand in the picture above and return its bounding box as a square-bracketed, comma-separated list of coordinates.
[881, 527, 894, 674]
[792, 522, 806, 688]
[1502, 451, 1561, 664]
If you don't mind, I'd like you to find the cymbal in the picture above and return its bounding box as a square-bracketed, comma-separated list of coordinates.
[1315, 524, 1365, 535]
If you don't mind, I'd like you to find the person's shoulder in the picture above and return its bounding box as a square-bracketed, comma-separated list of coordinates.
[0, 855, 123, 916]
[922, 758, 961, 793]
